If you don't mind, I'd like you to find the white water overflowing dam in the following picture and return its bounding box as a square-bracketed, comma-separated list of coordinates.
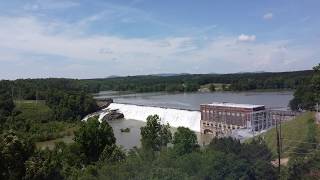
[105, 103, 201, 132]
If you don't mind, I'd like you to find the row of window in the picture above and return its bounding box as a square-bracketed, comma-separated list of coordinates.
[202, 122, 241, 130]
[202, 111, 247, 117]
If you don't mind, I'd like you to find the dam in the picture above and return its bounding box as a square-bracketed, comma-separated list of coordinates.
[92, 102, 299, 139]
[105, 103, 201, 132]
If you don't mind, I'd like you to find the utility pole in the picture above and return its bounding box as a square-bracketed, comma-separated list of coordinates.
[36, 90, 38, 104]
[279, 114, 283, 153]
[11, 86, 14, 100]
[276, 118, 281, 178]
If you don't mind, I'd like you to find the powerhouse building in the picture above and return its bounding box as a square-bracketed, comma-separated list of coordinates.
[200, 102, 270, 136]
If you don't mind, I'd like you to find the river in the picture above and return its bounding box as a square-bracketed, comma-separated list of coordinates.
[37, 91, 294, 150]
[92, 91, 294, 149]
[95, 91, 293, 110]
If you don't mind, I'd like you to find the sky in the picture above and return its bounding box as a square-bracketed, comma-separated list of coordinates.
[0, 0, 319, 79]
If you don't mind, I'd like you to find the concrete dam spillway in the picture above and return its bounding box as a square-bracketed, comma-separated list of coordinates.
[105, 103, 201, 132]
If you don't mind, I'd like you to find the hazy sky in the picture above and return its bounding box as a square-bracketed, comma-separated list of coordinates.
[0, 0, 319, 79]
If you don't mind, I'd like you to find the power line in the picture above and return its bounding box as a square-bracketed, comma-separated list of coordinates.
[276, 118, 281, 177]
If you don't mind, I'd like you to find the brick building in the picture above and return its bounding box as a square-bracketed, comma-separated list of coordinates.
[200, 102, 269, 136]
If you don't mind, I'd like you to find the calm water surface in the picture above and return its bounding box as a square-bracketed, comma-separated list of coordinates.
[95, 91, 294, 110]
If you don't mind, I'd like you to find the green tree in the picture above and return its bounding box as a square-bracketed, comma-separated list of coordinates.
[290, 63, 320, 111]
[222, 84, 228, 91]
[209, 84, 216, 92]
[74, 116, 116, 163]
[0, 93, 14, 127]
[173, 127, 198, 155]
[99, 144, 126, 163]
[140, 115, 172, 151]
[0, 131, 34, 180]
[24, 151, 64, 180]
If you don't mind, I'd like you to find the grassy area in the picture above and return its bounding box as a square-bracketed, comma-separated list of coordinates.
[15, 100, 53, 123]
[199, 83, 230, 91]
[256, 112, 317, 157]
[13, 100, 79, 143]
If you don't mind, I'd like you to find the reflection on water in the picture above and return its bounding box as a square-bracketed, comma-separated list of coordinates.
[111, 119, 214, 149]
[36, 119, 214, 150]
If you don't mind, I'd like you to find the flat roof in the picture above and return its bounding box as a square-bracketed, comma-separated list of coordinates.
[201, 102, 265, 109]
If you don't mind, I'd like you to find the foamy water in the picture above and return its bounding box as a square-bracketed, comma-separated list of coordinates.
[106, 103, 201, 132]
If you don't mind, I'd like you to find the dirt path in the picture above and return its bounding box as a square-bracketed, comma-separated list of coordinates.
[271, 158, 289, 167]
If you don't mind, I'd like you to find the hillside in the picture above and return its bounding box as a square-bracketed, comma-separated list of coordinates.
[11, 100, 77, 142]
[257, 112, 319, 157]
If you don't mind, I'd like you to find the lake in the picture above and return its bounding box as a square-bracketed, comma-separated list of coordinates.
[95, 91, 294, 110]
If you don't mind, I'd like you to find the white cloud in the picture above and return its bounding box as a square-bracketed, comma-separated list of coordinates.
[237, 34, 256, 42]
[0, 16, 193, 62]
[263, 13, 273, 20]
[0, 15, 317, 79]
[23, 0, 79, 11]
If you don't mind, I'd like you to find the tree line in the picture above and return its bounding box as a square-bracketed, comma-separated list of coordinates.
[0, 78, 98, 123]
[81, 70, 312, 93]
[290, 64, 320, 111]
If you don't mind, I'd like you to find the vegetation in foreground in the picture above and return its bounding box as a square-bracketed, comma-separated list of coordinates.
[0, 115, 278, 180]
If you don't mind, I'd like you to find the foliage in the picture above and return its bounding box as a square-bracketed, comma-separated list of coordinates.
[3, 101, 77, 142]
[80, 70, 312, 93]
[73, 134, 276, 180]
[74, 116, 116, 163]
[140, 115, 172, 151]
[24, 150, 64, 180]
[0, 93, 14, 130]
[99, 144, 126, 163]
[172, 127, 199, 155]
[209, 83, 216, 91]
[290, 64, 320, 111]
[46, 90, 98, 121]
[0, 131, 35, 180]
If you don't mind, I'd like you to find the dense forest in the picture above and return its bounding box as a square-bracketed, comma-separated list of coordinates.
[0, 115, 277, 179]
[81, 70, 313, 93]
[290, 64, 320, 111]
[0, 79, 98, 143]
[0, 70, 313, 98]
[2, 114, 320, 179]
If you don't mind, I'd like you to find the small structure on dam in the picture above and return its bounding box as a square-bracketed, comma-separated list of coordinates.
[200, 102, 299, 137]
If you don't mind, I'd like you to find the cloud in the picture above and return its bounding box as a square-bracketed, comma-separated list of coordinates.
[23, 0, 79, 11]
[0, 16, 192, 62]
[237, 34, 256, 42]
[0, 15, 318, 79]
[263, 13, 273, 20]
